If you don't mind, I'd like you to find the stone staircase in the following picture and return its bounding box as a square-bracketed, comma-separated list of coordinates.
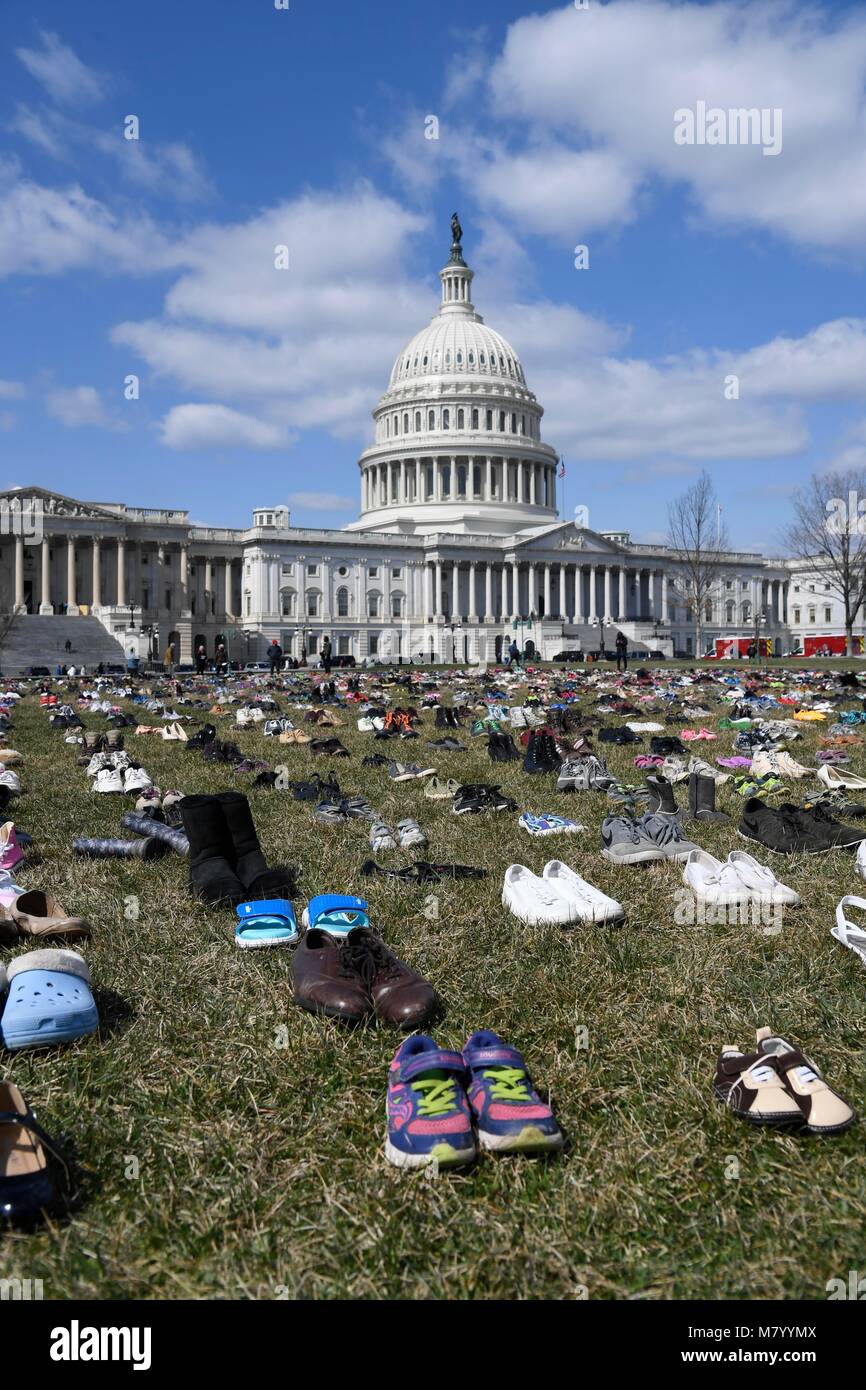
[0, 614, 128, 674]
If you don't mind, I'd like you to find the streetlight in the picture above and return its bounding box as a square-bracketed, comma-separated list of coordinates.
[449, 621, 463, 663]
[127, 603, 137, 630]
[590, 615, 609, 661]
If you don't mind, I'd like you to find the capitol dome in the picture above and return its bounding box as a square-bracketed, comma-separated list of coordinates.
[347, 219, 560, 537]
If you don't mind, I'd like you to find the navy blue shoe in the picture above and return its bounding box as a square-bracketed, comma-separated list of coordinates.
[0, 1083, 64, 1225]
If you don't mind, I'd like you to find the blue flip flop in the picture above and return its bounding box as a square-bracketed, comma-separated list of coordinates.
[1, 949, 98, 1050]
[235, 898, 299, 950]
[300, 893, 369, 938]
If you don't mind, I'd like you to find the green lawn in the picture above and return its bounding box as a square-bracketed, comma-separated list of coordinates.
[2, 675, 865, 1300]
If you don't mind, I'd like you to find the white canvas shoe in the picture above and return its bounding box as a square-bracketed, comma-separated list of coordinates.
[502, 864, 578, 926]
[857, 839, 866, 881]
[683, 849, 751, 905]
[726, 850, 800, 906]
[542, 861, 624, 923]
[92, 767, 123, 794]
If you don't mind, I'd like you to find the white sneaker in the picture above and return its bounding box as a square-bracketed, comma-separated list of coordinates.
[357, 717, 375, 732]
[502, 864, 578, 925]
[123, 767, 153, 793]
[832, 896, 866, 966]
[109, 751, 133, 770]
[0, 770, 20, 794]
[726, 850, 800, 906]
[93, 767, 123, 793]
[86, 752, 110, 777]
[683, 849, 752, 905]
[509, 707, 527, 728]
[542, 860, 624, 923]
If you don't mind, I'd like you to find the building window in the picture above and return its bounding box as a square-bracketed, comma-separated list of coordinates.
[725, 601, 734, 623]
[471, 408, 479, 429]
[368, 592, 380, 618]
[498, 411, 506, 431]
[368, 566, 379, 578]
[415, 412, 421, 431]
[473, 464, 482, 496]
[392, 567, 401, 579]
[443, 408, 450, 429]
[306, 591, 320, 617]
[280, 590, 296, 618]
[281, 563, 293, 575]
[337, 565, 348, 576]
[793, 607, 801, 624]
[337, 636, 350, 656]
[403, 413, 409, 433]
[457, 408, 465, 429]
[825, 606, 832, 622]
[306, 564, 318, 577]
[336, 587, 349, 617]
[428, 410, 435, 430]
[391, 593, 403, 618]
[808, 607, 816, 624]
[368, 633, 379, 656]
[486, 409, 493, 430]
[511, 413, 517, 433]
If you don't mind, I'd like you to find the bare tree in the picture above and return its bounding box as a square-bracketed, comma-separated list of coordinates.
[785, 468, 866, 657]
[667, 472, 729, 657]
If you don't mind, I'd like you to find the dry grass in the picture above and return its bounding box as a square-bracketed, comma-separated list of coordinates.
[2, 665, 865, 1300]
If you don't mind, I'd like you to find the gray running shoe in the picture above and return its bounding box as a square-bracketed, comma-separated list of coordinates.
[600, 815, 665, 864]
[639, 812, 699, 861]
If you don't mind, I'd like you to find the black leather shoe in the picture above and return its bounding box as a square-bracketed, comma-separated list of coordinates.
[0, 1082, 65, 1227]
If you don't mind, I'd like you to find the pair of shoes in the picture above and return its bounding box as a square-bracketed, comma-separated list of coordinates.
[369, 819, 427, 850]
[601, 812, 698, 864]
[488, 732, 520, 762]
[121, 810, 189, 856]
[310, 737, 349, 757]
[263, 718, 294, 736]
[739, 798, 866, 854]
[292, 924, 437, 1027]
[361, 859, 486, 883]
[234, 898, 298, 950]
[714, 1028, 855, 1133]
[386, 760, 435, 780]
[386, 1031, 562, 1168]
[92, 766, 152, 794]
[683, 849, 799, 905]
[426, 736, 465, 751]
[290, 773, 340, 802]
[523, 731, 561, 773]
[0, 949, 98, 1049]
[179, 792, 295, 904]
[503, 862, 622, 923]
[647, 772, 729, 823]
[452, 784, 517, 814]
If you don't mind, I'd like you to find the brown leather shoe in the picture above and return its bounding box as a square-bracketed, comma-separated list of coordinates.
[292, 928, 372, 1023]
[340, 929, 438, 1029]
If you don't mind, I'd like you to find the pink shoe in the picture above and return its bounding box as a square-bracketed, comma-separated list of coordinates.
[0, 822, 24, 872]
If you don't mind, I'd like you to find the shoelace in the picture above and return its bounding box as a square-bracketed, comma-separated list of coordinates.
[411, 1076, 459, 1117]
[482, 1066, 532, 1103]
[340, 932, 400, 985]
[608, 816, 642, 844]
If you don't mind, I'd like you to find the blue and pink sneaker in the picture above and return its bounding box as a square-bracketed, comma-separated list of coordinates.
[463, 1031, 563, 1154]
[385, 1035, 476, 1169]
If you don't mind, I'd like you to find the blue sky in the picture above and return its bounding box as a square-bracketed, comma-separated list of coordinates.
[1, 0, 865, 551]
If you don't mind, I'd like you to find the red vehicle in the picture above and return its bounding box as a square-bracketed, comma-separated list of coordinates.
[803, 634, 864, 657]
[714, 637, 773, 659]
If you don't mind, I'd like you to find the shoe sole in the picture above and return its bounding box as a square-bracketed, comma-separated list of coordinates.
[736, 828, 842, 856]
[711, 1084, 809, 1127]
[384, 1137, 476, 1169]
[477, 1126, 564, 1153]
[601, 846, 665, 864]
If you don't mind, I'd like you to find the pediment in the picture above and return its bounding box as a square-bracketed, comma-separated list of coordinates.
[515, 522, 626, 555]
[0, 487, 124, 522]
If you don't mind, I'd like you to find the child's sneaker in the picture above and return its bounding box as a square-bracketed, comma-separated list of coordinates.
[462, 1031, 563, 1154]
[385, 1035, 476, 1169]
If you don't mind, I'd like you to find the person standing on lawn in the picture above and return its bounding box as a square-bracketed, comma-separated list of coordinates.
[163, 642, 174, 676]
[615, 630, 628, 672]
[267, 639, 283, 674]
[321, 635, 332, 674]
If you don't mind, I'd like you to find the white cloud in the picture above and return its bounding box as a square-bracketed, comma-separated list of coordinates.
[287, 491, 356, 511]
[158, 404, 292, 451]
[0, 381, 26, 400]
[7, 104, 65, 158]
[0, 165, 182, 277]
[16, 30, 106, 106]
[91, 132, 213, 201]
[46, 385, 126, 431]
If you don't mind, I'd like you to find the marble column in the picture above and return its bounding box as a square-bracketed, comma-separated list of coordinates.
[531, 465, 538, 506]
[544, 563, 551, 619]
[179, 546, 188, 611]
[604, 566, 612, 620]
[512, 561, 520, 619]
[618, 566, 626, 621]
[588, 565, 597, 621]
[40, 536, 52, 613]
[205, 558, 214, 616]
[14, 535, 24, 611]
[66, 537, 77, 612]
[434, 559, 443, 620]
[484, 562, 493, 622]
[451, 561, 459, 619]
[435, 460, 443, 503]
[661, 573, 669, 623]
[469, 561, 479, 623]
[117, 538, 126, 608]
[224, 558, 233, 618]
[91, 538, 102, 609]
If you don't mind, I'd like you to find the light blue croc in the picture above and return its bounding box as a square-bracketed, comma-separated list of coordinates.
[300, 893, 369, 938]
[1, 949, 98, 1050]
[235, 898, 299, 950]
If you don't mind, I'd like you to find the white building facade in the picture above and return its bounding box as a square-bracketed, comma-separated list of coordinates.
[0, 233, 859, 665]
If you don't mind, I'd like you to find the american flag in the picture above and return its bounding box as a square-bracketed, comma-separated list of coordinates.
[558, 459, 566, 479]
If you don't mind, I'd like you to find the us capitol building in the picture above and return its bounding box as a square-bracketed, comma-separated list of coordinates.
[0, 222, 842, 666]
